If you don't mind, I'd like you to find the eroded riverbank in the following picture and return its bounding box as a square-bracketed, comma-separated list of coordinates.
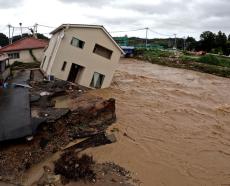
[84, 58, 230, 186]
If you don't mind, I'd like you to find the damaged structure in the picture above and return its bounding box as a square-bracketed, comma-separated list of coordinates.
[0, 37, 48, 64]
[0, 53, 10, 85]
[41, 24, 124, 89]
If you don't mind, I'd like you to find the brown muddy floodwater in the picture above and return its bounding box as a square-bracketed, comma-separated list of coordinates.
[84, 58, 230, 186]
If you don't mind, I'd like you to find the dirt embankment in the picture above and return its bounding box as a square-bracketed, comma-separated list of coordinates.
[83, 58, 230, 186]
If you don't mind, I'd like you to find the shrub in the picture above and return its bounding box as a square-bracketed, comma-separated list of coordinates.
[199, 55, 220, 65]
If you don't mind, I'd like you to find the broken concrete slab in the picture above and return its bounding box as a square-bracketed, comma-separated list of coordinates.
[0, 70, 37, 142]
[39, 108, 70, 123]
[0, 87, 32, 142]
[64, 132, 117, 152]
[30, 94, 41, 103]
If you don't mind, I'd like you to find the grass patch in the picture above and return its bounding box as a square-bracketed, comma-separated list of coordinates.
[135, 49, 174, 58]
[134, 49, 230, 78]
[198, 54, 230, 68]
[11, 61, 41, 70]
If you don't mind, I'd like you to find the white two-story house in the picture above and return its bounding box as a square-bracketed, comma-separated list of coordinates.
[40, 24, 124, 89]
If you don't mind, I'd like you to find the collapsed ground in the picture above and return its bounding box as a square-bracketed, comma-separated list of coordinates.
[0, 69, 136, 186]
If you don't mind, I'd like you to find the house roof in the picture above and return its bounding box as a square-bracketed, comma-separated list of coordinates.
[50, 24, 125, 54]
[0, 37, 48, 53]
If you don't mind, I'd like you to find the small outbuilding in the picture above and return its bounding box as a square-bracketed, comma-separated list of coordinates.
[41, 24, 124, 89]
[0, 37, 48, 64]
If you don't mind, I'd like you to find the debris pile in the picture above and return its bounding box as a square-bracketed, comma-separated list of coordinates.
[54, 152, 96, 183]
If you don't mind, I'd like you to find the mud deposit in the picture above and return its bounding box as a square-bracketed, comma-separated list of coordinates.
[84, 58, 230, 186]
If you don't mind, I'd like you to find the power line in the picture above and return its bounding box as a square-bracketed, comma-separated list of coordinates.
[148, 28, 174, 37]
[110, 27, 175, 38]
[37, 24, 56, 29]
[110, 28, 146, 33]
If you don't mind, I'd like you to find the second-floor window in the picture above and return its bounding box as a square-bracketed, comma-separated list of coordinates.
[70, 37, 85, 49]
[93, 44, 113, 59]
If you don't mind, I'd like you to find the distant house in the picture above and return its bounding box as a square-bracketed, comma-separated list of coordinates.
[41, 24, 124, 89]
[0, 53, 10, 85]
[0, 37, 48, 64]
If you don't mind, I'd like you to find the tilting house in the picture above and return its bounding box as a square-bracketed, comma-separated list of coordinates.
[0, 53, 10, 85]
[41, 24, 124, 89]
[0, 37, 48, 64]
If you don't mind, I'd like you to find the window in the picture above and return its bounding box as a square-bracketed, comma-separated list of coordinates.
[61, 61, 67, 71]
[93, 44, 113, 59]
[8, 53, 20, 59]
[90, 72, 105, 89]
[71, 37, 85, 49]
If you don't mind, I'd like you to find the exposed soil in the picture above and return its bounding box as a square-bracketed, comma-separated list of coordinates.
[82, 58, 230, 186]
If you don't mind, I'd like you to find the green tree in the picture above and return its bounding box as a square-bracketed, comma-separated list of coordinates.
[11, 33, 49, 43]
[0, 33, 9, 47]
[228, 34, 230, 41]
[36, 33, 49, 40]
[12, 33, 30, 43]
[215, 31, 227, 47]
[225, 41, 230, 56]
[186, 36, 197, 51]
[200, 31, 216, 52]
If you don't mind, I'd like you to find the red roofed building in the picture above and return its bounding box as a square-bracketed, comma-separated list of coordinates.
[0, 37, 48, 64]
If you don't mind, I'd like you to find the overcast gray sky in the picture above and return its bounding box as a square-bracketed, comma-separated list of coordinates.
[0, 0, 229, 40]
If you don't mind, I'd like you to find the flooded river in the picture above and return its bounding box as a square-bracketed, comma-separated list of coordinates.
[84, 58, 230, 186]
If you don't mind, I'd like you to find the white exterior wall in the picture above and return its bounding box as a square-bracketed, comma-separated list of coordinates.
[41, 32, 63, 74]
[42, 27, 121, 88]
[8, 48, 45, 64]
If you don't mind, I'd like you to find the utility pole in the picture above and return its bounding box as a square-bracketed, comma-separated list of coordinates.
[145, 27, 149, 49]
[183, 36, 186, 51]
[19, 23, 23, 37]
[7, 24, 11, 44]
[11, 27, 14, 44]
[174, 34, 177, 50]
[34, 23, 38, 38]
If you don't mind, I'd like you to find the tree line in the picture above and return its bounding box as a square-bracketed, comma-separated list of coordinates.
[186, 31, 230, 55]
